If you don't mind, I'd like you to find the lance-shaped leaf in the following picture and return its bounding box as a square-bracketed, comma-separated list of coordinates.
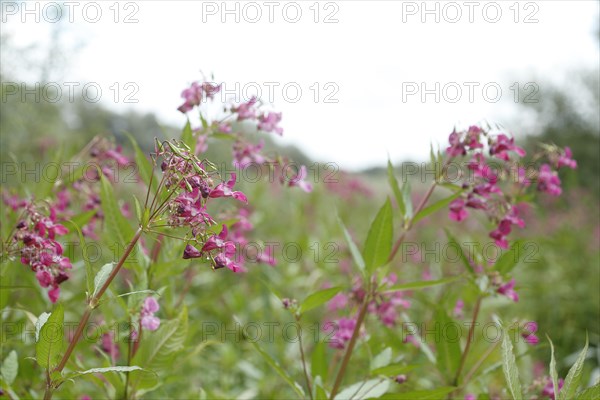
[248, 340, 305, 398]
[36, 304, 64, 370]
[363, 198, 393, 272]
[1, 350, 18, 385]
[559, 335, 589, 400]
[338, 216, 365, 274]
[383, 277, 459, 293]
[92, 262, 115, 300]
[501, 327, 523, 400]
[412, 191, 463, 225]
[299, 287, 343, 314]
[387, 159, 405, 219]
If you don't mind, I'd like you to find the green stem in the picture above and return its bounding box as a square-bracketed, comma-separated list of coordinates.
[453, 296, 483, 386]
[47, 227, 143, 400]
[329, 296, 370, 400]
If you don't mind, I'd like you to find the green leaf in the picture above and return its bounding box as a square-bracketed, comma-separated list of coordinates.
[36, 304, 64, 370]
[63, 220, 94, 296]
[314, 379, 328, 400]
[66, 365, 145, 380]
[380, 387, 455, 399]
[299, 287, 343, 314]
[384, 277, 459, 293]
[371, 364, 415, 377]
[387, 159, 405, 219]
[35, 312, 51, 342]
[1, 350, 18, 385]
[247, 341, 305, 398]
[495, 241, 524, 274]
[559, 335, 589, 400]
[435, 308, 461, 381]
[402, 180, 413, 220]
[574, 382, 600, 399]
[133, 195, 143, 224]
[181, 120, 195, 153]
[501, 328, 523, 400]
[311, 341, 328, 381]
[444, 229, 475, 275]
[363, 198, 393, 272]
[130, 307, 188, 390]
[338, 216, 366, 274]
[547, 335, 559, 400]
[68, 210, 96, 231]
[99, 174, 135, 252]
[93, 263, 115, 300]
[124, 131, 155, 191]
[412, 191, 462, 225]
[334, 378, 390, 400]
[370, 348, 392, 371]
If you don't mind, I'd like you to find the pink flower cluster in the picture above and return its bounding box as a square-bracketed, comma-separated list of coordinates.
[445, 125, 576, 250]
[325, 273, 411, 349]
[6, 201, 72, 302]
[177, 81, 222, 113]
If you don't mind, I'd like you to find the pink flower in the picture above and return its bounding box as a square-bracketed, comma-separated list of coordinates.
[327, 318, 357, 349]
[521, 321, 539, 345]
[489, 219, 512, 249]
[209, 174, 248, 203]
[258, 112, 283, 135]
[140, 297, 160, 331]
[394, 375, 407, 384]
[201, 225, 235, 254]
[541, 377, 564, 399]
[449, 198, 468, 222]
[101, 332, 120, 360]
[464, 395, 476, 400]
[537, 164, 562, 196]
[233, 140, 266, 168]
[497, 278, 519, 302]
[489, 134, 526, 160]
[556, 147, 577, 169]
[286, 166, 313, 193]
[327, 293, 349, 312]
[454, 299, 464, 318]
[233, 97, 258, 120]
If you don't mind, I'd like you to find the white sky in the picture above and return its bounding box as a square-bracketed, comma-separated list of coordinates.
[3, 0, 599, 170]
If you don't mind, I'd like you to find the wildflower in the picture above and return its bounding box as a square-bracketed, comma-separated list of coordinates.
[449, 198, 468, 222]
[537, 164, 562, 196]
[556, 147, 577, 169]
[394, 375, 407, 384]
[286, 165, 313, 193]
[232, 140, 266, 168]
[464, 395, 476, 400]
[497, 278, 519, 302]
[327, 293, 349, 312]
[541, 376, 564, 399]
[258, 112, 283, 135]
[328, 318, 357, 349]
[453, 299, 464, 318]
[100, 332, 120, 360]
[209, 174, 248, 203]
[140, 297, 160, 331]
[232, 97, 258, 120]
[521, 321, 539, 345]
[489, 133, 526, 161]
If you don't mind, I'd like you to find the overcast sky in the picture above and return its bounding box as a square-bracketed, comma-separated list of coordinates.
[3, 0, 599, 170]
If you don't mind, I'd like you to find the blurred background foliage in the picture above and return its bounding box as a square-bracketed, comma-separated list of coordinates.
[1, 20, 598, 398]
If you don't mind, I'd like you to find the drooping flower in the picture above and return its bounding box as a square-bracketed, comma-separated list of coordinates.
[232, 140, 266, 168]
[537, 164, 562, 196]
[556, 147, 577, 169]
[489, 133, 526, 161]
[140, 297, 160, 331]
[521, 321, 539, 345]
[286, 165, 313, 193]
[449, 198, 468, 222]
[327, 318, 357, 349]
[541, 376, 564, 399]
[258, 112, 283, 135]
[497, 278, 519, 302]
[209, 174, 248, 203]
[232, 97, 258, 120]
[453, 299, 465, 318]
